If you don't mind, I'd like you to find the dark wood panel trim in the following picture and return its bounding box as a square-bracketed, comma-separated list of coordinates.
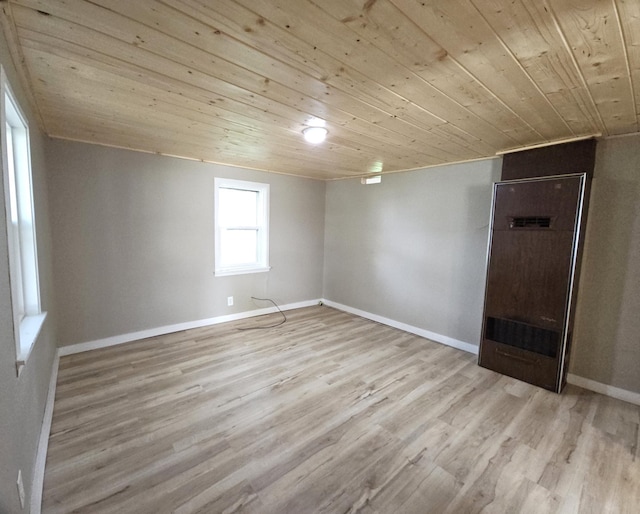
[501, 139, 597, 180]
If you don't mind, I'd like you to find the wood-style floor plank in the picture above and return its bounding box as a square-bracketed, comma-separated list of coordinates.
[42, 306, 640, 513]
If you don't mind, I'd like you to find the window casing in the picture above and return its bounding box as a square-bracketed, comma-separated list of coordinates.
[1, 68, 46, 373]
[214, 178, 270, 276]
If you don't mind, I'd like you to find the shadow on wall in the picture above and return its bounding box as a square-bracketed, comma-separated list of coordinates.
[572, 173, 639, 391]
[447, 182, 496, 345]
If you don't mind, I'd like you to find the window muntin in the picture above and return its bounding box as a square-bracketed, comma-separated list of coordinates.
[214, 178, 269, 276]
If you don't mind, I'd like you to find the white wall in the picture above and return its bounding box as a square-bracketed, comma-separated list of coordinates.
[323, 159, 502, 346]
[0, 34, 57, 514]
[46, 140, 326, 346]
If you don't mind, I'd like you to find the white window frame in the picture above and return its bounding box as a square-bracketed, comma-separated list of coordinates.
[1, 67, 46, 375]
[214, 177, 270, 277]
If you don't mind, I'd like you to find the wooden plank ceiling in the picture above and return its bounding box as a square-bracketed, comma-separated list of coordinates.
[1, 0, 639, 180]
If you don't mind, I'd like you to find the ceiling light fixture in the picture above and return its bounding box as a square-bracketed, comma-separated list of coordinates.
[302, 126, 328, 144]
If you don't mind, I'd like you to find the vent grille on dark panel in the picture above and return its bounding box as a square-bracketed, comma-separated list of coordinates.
[485, 317, 559, 358]
[509, 216, 551, 229]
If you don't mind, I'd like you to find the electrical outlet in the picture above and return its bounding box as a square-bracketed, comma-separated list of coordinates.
[227, 296, 234, 306]
[17, 470, 25, 509]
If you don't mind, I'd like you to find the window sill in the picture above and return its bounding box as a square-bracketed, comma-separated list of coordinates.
[215, 266, 271, 277]
[16, 311, 47, 376]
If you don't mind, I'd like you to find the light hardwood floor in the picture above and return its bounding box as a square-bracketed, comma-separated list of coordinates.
[43, 306, 639, 513]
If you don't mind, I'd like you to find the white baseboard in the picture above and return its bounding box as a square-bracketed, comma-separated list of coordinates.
[321, 299, 479, 355]
[567, 373, 640, 406]
[58, 299, 321, 356]
[35, 299, 640, 514]
[30, 351, 59, 514]
[320, 301, 640, 406]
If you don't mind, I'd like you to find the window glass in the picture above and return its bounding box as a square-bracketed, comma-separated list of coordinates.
[218, 188, 258, 227]
[2, 68, 46, 372]
[214, 178, 269, 276]
[220, 229, 258, 266]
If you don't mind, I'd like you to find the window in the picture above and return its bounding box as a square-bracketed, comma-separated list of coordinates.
[1, 68, 45, 373]
[214, 178, 270, 276]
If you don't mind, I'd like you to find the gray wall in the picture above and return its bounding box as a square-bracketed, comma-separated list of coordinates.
[571, 135, 640, 393]
[0, 27, 636, 513]
[323, 159, 502, 346]
[324, 141, 640, 395]
[2, 84, 638, 514]
[47, 140, 325, 346]
[0, 33, 57, 514]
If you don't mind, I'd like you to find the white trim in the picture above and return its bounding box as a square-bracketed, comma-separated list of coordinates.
[315, 301, 640, 405]
[214, 266, 271, 277]
[30, 303, 640, 514]
[495, 134, 599, 155]
[321, 299, 479, 355]
[567, 374, 640, 406]
[214, 177, 270, 277]
[2, 66, 43, 375]
[30, 351, 59, 514]
[327, 155, 502, 182]
[16, 312, 47, 375]
[601, 132, 640, 141]
[58, 299, 320, 356]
